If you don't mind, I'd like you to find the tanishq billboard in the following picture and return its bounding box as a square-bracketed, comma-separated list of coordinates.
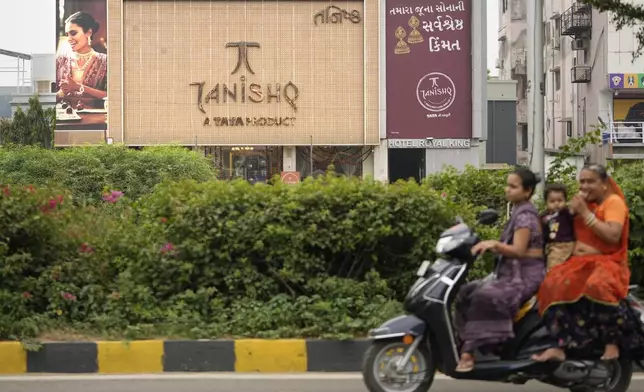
[386, 0, 472, 139]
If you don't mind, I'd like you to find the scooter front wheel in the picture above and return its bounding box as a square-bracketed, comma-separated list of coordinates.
[362, 340, 435, 392]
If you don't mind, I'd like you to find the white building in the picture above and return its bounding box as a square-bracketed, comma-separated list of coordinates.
[499, 0, 644, 165]
[0, 50, 56, 117]
[497, 0, 529, 164]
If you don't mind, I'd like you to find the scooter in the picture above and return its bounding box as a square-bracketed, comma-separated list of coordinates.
[362, 209, 644, 392]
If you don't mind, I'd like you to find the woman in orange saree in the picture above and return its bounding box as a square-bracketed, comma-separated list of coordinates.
[533, 164, 643, 362]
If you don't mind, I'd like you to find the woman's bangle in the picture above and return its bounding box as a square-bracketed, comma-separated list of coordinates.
[585, 213, 597, 227]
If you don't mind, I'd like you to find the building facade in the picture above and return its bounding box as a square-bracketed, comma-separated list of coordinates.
[49, 0, 490, 182]
[499, 0, 644, 165]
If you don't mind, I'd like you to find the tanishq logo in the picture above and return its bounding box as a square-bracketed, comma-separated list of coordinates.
[226, 41, 261, 75]
[416, 72, 456, 112]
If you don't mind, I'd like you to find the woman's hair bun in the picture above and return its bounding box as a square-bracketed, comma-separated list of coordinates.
[534, 173, 542, 184]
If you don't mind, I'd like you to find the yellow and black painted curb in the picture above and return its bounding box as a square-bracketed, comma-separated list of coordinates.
[0, 339, 370, 374]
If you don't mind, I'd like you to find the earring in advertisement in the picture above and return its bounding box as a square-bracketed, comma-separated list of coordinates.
[394, 26, 410, 55]
[407, 15, 424, 44]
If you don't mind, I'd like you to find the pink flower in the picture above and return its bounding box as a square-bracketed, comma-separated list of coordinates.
[160, 242, 175, 254]
[60, 292, 77, 301]
[79, 243, 94, 254]
[22, 291, 32, 299]
[102, 190, 124, 203]
[160, 217, 168, 223]
[41, 195, 64, 213]
[440, 192, 447, 199]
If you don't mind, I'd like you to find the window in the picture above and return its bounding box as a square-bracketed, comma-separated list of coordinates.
[554, 18, 561, 48]
[36, 80, 51, 94]
[521, 123, 529, 151]
[502, 0, 508, 13]
[566, 121, 573, 137]
[554, 70, 561, 91]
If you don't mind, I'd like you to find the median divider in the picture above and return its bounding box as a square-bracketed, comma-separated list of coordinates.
[0, 339, 371, 374]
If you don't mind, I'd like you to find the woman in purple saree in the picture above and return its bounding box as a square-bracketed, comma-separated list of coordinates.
[454, 168, 546, 372]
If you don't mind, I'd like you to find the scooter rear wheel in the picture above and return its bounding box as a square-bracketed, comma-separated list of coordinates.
[569, 359, 632, 392]
[362, 340, 435, 392]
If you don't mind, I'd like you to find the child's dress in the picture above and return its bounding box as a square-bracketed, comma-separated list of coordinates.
[541, 208, 575, 270]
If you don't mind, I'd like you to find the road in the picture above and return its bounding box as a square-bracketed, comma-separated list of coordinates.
[2, 374, 644, 392]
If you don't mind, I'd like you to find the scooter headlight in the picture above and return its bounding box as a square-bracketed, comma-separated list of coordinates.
[435, 236, 452, 254]
[435, 235, 463, 254]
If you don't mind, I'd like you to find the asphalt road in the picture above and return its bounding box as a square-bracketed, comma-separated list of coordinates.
[2, 374, 644, 392]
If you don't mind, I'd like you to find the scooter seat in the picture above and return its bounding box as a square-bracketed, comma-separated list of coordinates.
[513, 296, 537, 322]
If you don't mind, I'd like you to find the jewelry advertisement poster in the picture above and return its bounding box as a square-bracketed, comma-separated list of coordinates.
[55, 0, 108, 134]
[385, 0, 472, 140]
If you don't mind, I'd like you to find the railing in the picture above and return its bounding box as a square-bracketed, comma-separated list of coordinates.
[561, 2, 592, 36]
[571, 65, 591, 83]
[609, 122, 644, 144]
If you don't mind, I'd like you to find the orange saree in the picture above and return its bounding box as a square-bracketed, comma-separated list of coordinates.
[537, 178, 630, 315]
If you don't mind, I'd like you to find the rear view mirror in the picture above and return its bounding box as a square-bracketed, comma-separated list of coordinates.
[477, 209, 499, 226]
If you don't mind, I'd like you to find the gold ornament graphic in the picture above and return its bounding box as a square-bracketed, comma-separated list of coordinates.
[407, 15, 424, 44]
[394, 26, 410, 55]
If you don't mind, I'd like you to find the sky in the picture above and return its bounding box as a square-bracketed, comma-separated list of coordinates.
[0, 0, 500, 84]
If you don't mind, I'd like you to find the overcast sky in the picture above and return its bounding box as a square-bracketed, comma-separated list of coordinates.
[0, 0, 500, 85]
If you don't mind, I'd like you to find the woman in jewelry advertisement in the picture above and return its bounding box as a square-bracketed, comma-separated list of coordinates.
[55, 0, 108, 137]
[56, 11, 107, 100]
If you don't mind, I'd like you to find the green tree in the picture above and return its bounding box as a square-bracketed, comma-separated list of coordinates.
[581, 0, 644, 58]
[0, 96, 55, 148]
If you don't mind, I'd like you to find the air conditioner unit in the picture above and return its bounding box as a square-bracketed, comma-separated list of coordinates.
[552, 36, 561, 49]
[495, 58, 504, 69]
[571, 38, 589, 51]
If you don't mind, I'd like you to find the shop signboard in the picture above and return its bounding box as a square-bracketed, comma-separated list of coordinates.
[281, 171, 301, 184]
[388, 138, 471, 149]
[609, 73, 644, 89]
[385, 0, 472, 140]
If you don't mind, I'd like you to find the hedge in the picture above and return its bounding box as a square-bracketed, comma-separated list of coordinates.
[0, 145, 217, 203]
[2, 144, 644, 342]
[1, 168, 505, 341]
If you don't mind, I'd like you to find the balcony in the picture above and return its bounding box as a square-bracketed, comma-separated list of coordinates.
[608, 122, 644, 159]
[610, 122, 644, 143]
[571, 65, 591, 83]
[561, 2, 592, 38]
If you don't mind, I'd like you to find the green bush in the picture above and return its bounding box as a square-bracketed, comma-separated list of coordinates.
[3, 142, 644, 342]
[0, 172, 503, 341]
[0, 145, 216, 203]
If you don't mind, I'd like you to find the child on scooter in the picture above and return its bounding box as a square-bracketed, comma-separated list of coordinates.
[542, 184, 575, 270]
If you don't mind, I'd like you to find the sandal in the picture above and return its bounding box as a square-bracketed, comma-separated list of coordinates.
[455, 353, 474, 373]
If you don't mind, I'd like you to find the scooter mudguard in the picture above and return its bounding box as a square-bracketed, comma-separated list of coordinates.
[368, 315, 426, 340]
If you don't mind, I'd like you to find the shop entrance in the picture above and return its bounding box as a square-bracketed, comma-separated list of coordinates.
[206, 146, 282, 183]
[388, 148, 425, 183]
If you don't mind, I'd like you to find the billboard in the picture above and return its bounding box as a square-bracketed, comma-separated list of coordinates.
[386, 0, 472, 139]
[54, 0, 108, 136]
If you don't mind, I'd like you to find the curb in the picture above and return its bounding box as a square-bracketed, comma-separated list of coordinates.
[0, 339, 371, 374]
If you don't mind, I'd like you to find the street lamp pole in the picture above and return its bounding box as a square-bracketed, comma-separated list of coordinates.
[528, 0, 546, 194]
